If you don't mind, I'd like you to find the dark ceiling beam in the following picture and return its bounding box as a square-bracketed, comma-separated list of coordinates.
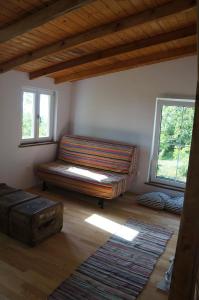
[0, 0, 95, 44]
[0, 0, 196, 73]
[29, 25, 197, 79]
[54, 45, 196, 83]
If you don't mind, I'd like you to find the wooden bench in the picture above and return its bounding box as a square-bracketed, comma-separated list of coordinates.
[36, 135, 138, 208]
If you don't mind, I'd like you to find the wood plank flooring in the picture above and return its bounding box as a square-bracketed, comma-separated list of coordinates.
[0, 186, 180, 300]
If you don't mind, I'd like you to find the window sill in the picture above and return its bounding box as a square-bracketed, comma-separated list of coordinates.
[19, 141, 58, 148]
[145, 181, 185, 192]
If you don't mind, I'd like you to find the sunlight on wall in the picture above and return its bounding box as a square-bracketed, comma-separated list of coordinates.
[68, 167, 108, 182]
[85, 214, 139, 241]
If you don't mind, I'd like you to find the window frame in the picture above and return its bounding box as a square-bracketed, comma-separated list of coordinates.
[20, 87, 56, 145]
[150, 97, 195, 188]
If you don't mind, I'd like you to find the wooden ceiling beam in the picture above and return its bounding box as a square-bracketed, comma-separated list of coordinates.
[0, 0, 196, 73]
[29, 25, 197, 79]
[0, 0, 94, 44]
[54, 45, 196, 83]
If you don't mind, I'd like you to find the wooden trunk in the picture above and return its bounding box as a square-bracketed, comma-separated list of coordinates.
[0, 184, 19, 197]
[9, 197, 63, 246]
[0, 191, 37, 234]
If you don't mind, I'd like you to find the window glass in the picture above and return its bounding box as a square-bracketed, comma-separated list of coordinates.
[21, 89, 55, 144]
[22, 91, 35, 139]
[39, 94, 51, 138]
[151, 99, 194, 187]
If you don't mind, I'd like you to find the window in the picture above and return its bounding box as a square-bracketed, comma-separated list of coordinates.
[21, 88, 56, 144]
[150, 98, 195, 188]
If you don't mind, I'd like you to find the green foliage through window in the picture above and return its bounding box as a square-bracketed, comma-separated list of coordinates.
[22, 92, 34, 139]
[157, 104, 194, 183]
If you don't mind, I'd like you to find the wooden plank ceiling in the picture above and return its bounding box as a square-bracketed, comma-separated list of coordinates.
[0, 0, 197, 83]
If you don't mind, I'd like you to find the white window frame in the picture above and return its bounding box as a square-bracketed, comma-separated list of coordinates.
[150, 97, 195, 188]
[20, 87, 56, 144]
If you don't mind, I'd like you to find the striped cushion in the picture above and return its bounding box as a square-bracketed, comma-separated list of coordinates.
[38, 161, 127, 186]
[37, 161, 128, 199]
[58, 136, 136, 174]
[165, 197, 184, 215]
[137, 192, 170, 210]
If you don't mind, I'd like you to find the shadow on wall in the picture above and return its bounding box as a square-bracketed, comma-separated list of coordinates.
[67, 83, 77, 135]
[66, 84, 150, 193]
[71, 126, 146, 143]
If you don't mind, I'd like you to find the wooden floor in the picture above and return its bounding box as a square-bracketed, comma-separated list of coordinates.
[0, 186, 180, 300]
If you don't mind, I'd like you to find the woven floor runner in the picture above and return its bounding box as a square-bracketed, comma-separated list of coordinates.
[49, 219, 173, 300]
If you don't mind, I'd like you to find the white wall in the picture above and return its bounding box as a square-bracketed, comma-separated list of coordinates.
[71, 56, 197, 194]
[0, 57, 197, 193]
[0, 71, 71, 189]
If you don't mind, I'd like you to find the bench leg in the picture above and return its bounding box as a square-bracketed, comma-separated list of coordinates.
[42, 181, 47, 191]
[98, 199, 104, 209]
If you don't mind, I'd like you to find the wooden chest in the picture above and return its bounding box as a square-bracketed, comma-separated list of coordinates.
[9, 197, 63, 246]
[0, 190, 37, 234]
[0, 183, 19, 196]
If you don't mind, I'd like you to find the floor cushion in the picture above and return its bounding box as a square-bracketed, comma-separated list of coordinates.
[137, 192, 171, 210]
[165, 196, 184, 215]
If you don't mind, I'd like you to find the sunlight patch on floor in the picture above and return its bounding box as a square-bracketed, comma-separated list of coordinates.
[85, 214, 139, 241]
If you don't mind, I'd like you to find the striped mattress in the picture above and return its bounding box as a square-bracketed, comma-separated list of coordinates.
[37, 135, 138, 200]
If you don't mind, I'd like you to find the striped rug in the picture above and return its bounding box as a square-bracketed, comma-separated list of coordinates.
[49, 219, 173, 300]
